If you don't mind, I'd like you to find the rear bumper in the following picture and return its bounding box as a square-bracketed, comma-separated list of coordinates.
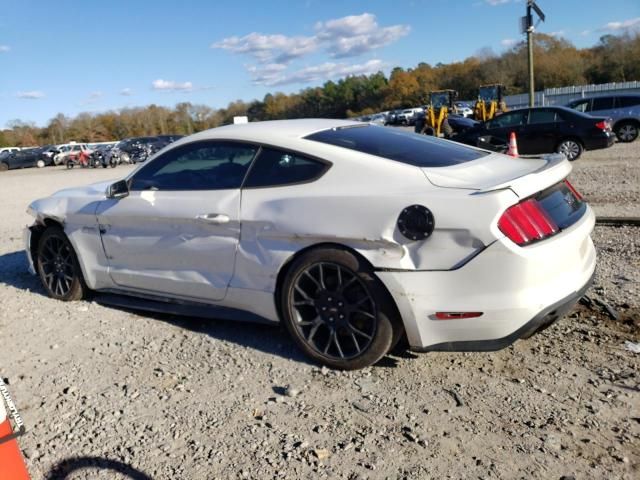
[377, 205, 596, 350]
[413, 269, 594, 352]
[584, 133, 615, 150]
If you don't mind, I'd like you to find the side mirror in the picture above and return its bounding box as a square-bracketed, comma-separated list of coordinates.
[107, 180, 129, 199]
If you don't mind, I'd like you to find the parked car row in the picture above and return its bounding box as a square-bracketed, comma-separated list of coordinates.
[0, 135, 184, 172]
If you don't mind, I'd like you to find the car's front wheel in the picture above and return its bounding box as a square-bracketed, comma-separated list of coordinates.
[557, 139, 583, 161]
[615, 121, 639, 143]
[36, 226, 86, 301]
[0, 162, 8, 172]
[36, 159, 45, 168]
[281, 248, 396, 370]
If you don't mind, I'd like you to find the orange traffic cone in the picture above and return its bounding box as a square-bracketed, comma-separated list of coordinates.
[507, 131, 519, 157]
[0, 381, 30, 480]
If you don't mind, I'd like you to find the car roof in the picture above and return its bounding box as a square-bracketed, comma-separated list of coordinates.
[183, 119, 361, 145]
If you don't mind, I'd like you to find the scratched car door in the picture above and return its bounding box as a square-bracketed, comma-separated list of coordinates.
[96, 141, 258, 301]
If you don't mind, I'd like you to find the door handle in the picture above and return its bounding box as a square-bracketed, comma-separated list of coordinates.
[195, 213, 230, 224]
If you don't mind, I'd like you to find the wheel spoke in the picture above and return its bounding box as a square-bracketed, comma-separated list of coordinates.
[349, 330, 361, 353]
[294, 284, 312, 301]
[302, 270, 322, 291]
[349, 324, 373, 340]
[334, 333, 345, 358]
[339, 276, 357, 293]
[353, 309, 376, 319]
[323, 331, 334, 354]
[307, 321, 322, 342]
[293, 299, 313, 307]
[317, 264, 326, 289]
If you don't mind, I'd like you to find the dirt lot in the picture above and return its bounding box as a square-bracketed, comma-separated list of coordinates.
[0, 143, 638, 480]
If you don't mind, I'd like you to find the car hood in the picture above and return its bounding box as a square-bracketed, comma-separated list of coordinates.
[421, 152, 571, 199]
[51, 180, 114, 199]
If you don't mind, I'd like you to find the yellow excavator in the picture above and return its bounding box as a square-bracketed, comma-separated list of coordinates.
[473, 84, 508, 122]
[418, 90, 458, 137]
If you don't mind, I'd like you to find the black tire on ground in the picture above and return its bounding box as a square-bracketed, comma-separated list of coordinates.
[66, 160, 74, 169]
[556, 138, 584, 161]
[615, 121, 639, 143]
[36, 226, 87, 301]
[0, 162, 8, 171]
[280, 247, 398, 370]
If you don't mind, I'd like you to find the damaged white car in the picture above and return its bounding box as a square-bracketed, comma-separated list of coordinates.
[25, 119, 596, 369]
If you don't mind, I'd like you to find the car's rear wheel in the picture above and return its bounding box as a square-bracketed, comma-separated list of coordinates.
[36, 226, 86, 301]
[557, 139, 583, 161]
[281, 248, 395, 370]
[0, 162, 8, 171]
[615, 121, 639, 143]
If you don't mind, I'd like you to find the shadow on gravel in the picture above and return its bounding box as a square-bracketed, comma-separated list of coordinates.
[103, 303, 315, 366]
[0, 251, 44, 294]
[44, 456, 153, 480]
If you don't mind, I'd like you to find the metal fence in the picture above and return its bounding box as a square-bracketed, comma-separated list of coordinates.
[504, 81, 640, 109]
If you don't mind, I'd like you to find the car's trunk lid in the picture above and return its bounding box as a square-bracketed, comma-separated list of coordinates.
[421, 152, 571, 199]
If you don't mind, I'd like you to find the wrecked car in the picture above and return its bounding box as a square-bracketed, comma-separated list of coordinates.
[25, 119, 596, 369]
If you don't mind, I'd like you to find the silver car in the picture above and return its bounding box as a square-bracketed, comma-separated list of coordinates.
[566, 94, 640, 142]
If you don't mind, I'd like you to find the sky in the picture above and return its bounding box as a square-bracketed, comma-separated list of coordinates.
[0, 0, 639, 128]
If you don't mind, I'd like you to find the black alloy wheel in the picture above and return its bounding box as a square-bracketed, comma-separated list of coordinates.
[37, 227, 86, 301]
[281, 248, 396, 369]
[615, 121, 639, 143]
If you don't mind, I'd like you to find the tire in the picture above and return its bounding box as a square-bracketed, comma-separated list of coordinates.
[556, 138, 583, 161]
[0, 162, 8, 172]
[36, 226, 86, 301]
[36, 159, 45, 168]
[280, 247, 396, 370]
[615, 121, 639, 143]
[66, 160, 74, 169]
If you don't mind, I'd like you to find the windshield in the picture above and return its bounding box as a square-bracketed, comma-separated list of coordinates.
[305, 125, 487, 167]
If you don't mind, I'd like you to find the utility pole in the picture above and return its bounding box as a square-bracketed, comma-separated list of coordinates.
[522, 1, 545, 107]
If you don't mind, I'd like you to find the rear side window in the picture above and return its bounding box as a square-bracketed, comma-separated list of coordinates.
[487, 111, 528, 129]
[617, 96, 640, 108]
[568, 99, 590, 112]
[592, 97, 614, 111]
[243, 148, 329, 188]
[305, 125, 487, 167]
[528, 109, 558, 124]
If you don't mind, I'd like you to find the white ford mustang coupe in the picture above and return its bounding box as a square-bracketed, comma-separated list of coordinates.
[25, 119, 596, 369]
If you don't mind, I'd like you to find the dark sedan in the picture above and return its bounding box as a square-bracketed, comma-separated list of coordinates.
[0, 146, 54, 171]
[453, 106, 615, 160]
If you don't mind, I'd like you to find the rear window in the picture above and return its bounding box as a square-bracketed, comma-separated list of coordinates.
[305, 125, 487, 167]
[617, 96, 640, 108]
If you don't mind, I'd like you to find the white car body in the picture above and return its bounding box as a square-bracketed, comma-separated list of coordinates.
[25, 119, 595, 358]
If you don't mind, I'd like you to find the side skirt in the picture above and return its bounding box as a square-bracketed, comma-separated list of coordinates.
[93, 290, 277, 325]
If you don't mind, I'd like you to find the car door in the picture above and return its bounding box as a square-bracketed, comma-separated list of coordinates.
[95, 140, 258, 301]
[519, 108, 560, 153]
[591, 96, 615, 118]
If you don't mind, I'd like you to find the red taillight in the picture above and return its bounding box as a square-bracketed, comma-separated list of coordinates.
[563, 179, 583, 201]
[498, 198, 559, 246]
[435, 312, 483, 320]
[595, 120, 608, 131]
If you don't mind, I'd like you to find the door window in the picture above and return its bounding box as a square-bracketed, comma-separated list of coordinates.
[486, 111, 527, 129]
[130, 141, 258, 191]
[591, 97, 614, 111]
[617, 96, 640, 108]
[528, 109, 558, 124]
[569, 99, 590, 113]
[243, 148, 329, 188]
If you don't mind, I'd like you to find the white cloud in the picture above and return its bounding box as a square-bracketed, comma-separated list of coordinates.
[0, 45, 9, 52]
[17, 90, 45, 99]
[599, 17, 640, 31]
[81, 91, 103, 105]
[484, 0, 511, 5]
[253, 59, 385, 86]
[212, 13, 409, 63]
[316, 13, 411, 58]
[152, 79, 193, 91]
[548, 30, 566, 38]
[212, 33, 318, 64]
[120, 88, 133, 96]
[581, 30, 591, 36]
[501, 38, 518, 47]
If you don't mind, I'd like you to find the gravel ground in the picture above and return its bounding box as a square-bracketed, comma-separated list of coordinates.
[0, 142, 638, 480]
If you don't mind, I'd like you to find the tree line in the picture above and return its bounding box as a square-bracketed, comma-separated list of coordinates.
[2, 32, 639, 147]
